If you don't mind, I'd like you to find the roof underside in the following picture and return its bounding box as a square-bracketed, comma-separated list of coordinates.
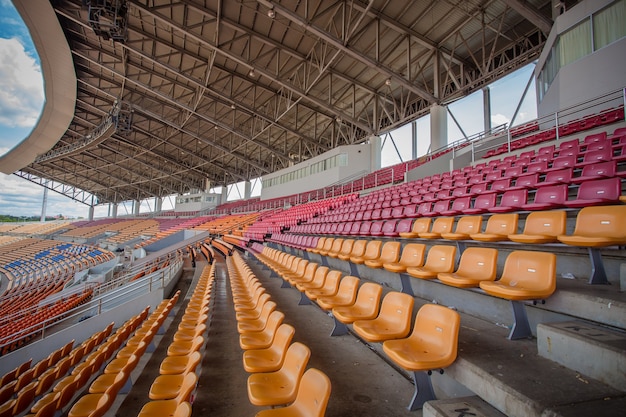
[19, 0, 553, 205]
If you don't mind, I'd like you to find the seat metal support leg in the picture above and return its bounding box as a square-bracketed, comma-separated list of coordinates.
[280, 279, 292, 288]
[320, 256, 329, 267]
[330, 317, 348, 336]
[407, 371, 436, 411]
[588, 248, 610, 285]
[399, 274, 414, 296]
[298, 292, 311, 305]
[509, 300, 532, 340]
[349, 262, 360, 277]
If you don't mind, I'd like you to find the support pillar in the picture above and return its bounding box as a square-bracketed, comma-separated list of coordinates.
[244, 181, 252, 199]
[155, 197, 163, 213]
[369, 135, 381, 171]
[483, 86, 492, 133]
[134, 200, 140, 215]
[411, 121, 418, 160]
[430, 104, 448, 152]
[40, 187, 48, 222]
[221, 186, 228, 204]
[88, 205, 95, 221]
[111, 203, 118, 218]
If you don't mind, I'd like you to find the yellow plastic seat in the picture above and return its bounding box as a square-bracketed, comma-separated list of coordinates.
[557, 205, 626, 284]
[331, 239, 355, 259]
[383, 243, 426, 273]
[240, 311, 285, 350]
[437, 247, 498, 288]
[406, 245, 456, 279]
[419, 217, 454, 239]
[281, 259, 309, 282]
[4, 379, 37, 416]
[352, 291, 414, 342]
[398, 217, 431, 238]
[67, 372, 127, 417]
[383, 304, 461, 410]
[243, 324, 296, 373]
[159, 351, 202, 375]
[364, 241, 401, 269]
[254, 368, 331, 417]
[305, 270, 342, 301]
[470, 213, 518, 242]
[339, 239, 366, 261]
[137, 373, 197, 417]
[247, 342, 311, 406]
[234, 288, 267, 312]
[509, 210, 566, 244]
[349, 240, 382, 264]
[331, 283, 383, 336]
[315, 276, 360, 311]
[308, 237, 328, 254]
[100, 353, 139, 380]
[237, 301, 277, 333]
[173, 323, 207, 343]
[479, 250, 556, 339]
[440, 215, 482, 240]
[311, 238, 334, 256]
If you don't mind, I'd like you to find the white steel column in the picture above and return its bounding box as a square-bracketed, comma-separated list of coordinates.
[430, 104, 448, 152]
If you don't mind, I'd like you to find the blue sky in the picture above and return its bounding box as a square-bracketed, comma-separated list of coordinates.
[0, 1, 537, 219]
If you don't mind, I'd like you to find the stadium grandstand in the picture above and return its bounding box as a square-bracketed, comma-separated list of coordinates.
[0, 0, 625, 416]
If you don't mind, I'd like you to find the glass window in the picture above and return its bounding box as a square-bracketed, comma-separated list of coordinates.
[558, 19, 592, 68]
[593, 0, 626, 50]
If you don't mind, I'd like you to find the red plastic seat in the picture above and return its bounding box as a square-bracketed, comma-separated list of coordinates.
[522, 184, 568, 210]
[546, 155, 577, 171]
[525, 161, 548, 173]
[564, 177, 622, 208]
[463, 192, 497, 214]
[489, 189, 528, 213]
[439, 196, 472, 216]
[369, 221, 385, 236]
[571, 160, 616, 183]
[577, 147, 612, 166]
[510, 173, 539, 190]
[538, 167, 573, 187]
[489, 178, 512, 193]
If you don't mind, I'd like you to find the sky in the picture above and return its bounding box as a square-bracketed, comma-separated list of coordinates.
[0, 1, 537, 220]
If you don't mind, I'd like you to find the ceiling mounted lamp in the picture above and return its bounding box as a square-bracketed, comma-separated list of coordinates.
[267, 8, 276, 18]
[248, 68, 256, 77]
[231, 104, 236, 110]
[385, 78, 392, 86]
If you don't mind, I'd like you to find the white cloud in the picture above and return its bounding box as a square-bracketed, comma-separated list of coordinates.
[491, 113, 510, 127]
[0, 37, 44, 128]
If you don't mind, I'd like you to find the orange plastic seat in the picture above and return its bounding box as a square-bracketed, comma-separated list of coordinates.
[240, 311, 285, 350]
[295, 266, 329, 293]
[166, 335, 204, 356]
[254, 369, 331, 417]
[339, 239, 366, 261]
[237, 301, 277, 333]
[67, 371, 127, 417]
[364, 241, 401, 269]
[383, 304, 461, 410]
[331, 283, 383, 336]
[287, 262, 318, 287]
[419, 217, 454, 239]
[315, 276, 360, 311]
[349, 240, 382, 265]
[243, 324, 296, 373]
[508, 210, 566, 244]
[159, 351, 202, 375]
[479, 250, 556, 339]
[305, 270, 342, 301]
[406, 245, 456, 279]
[308, 237, 327, 254]
[440, 215, 483, 240]
[331, 239, 355, 259]
[137, 373, 197, 417]
[311, 238, 334, 256]
[320, 238, 343, 257]
[398, 218, 431, 238]
[93, 355, 139, 394]
[437, 247, 498, 288]
[352, 292, 414, 342]
[383, 243, 426, 273]
[557, 205, 626, 284]
[470, 213, 518, 242]
[247, 342, 311, 406]
[236, 297, 273, 321]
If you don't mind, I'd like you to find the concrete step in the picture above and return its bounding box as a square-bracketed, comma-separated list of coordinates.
[537, 320, 626, 391]
[424, 396, 506, 417]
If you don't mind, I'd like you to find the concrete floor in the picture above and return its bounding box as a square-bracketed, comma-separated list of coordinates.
[111, 253, 421, 417]
[107, 249, 625, 417]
